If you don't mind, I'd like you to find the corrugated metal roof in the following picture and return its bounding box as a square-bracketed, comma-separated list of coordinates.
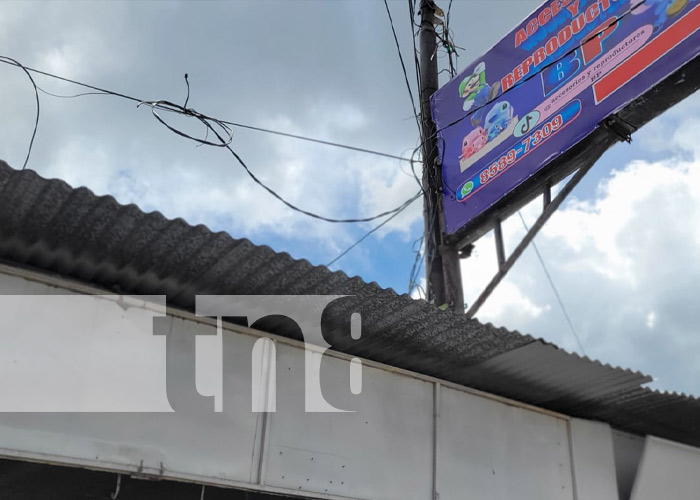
[458, 341, 652, 409]
[583, 387, 700, 447]
[1, 159, 698, 447]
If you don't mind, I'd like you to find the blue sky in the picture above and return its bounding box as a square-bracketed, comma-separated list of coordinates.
[1, 0, 699, 396]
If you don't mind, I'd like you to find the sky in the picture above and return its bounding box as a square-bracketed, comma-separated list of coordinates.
[0, 0, 699, 397]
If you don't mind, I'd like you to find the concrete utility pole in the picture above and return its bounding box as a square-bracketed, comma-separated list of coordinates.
[418, 0, 464, 314]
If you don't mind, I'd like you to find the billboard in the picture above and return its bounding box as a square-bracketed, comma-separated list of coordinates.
[432, 0, 700, 236]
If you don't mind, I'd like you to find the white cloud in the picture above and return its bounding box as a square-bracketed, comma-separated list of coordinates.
[464, 115, 700, 396]
[35, 100, 421, 268]
[646, 312, 656, 330]
[252, 109, 421, 243]
[38, 45, 84, 79]
[4, 0, 698, 399]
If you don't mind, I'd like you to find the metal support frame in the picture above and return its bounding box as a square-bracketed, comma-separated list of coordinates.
[494, 221, 506, 269]
[602, 115, 637, 143]
[466, 164, 594, 319]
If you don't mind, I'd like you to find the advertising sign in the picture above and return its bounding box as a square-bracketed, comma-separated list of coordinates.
[432, 0, 700, 235]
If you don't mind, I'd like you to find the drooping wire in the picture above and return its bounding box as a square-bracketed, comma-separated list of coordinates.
[397, 145, 420, 179]
[409, 144, 425, 192]
[227, 141, 423, 224]
[0, 56, 40, 171]
[138, 100, 234, 147]
[326, 190, 422, 267]
[517, 211, 587, 356]
[136, 98, 423, 224]
[0, 56, 420, 224]
[37, 86, 108, 99]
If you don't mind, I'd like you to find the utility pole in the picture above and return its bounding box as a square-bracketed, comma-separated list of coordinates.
[418, 0, 465, 314]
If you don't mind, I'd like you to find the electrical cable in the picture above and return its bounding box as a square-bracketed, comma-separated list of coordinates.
[397, 145, 420, 179]
[443, 0, 457, 77]
[408, 0, 423, 95]
[406, 0, 427, 295]
[225, 141, 423, 224]
[407, 233, 425, 294]
[406, 0, 447, 297]
[446, 0, 453, 33]
[407, 141, 442, 296]
[407, 204, 433, 296]
[419, 202, 440, 300]
[517, 211, 587, 355]
[410, 144, 424, 192]
[137, 98, 424, 224]
[36, 86, 108, 99]
[327, 190, 422, 267]
[218, 119, 412, 162]
[383, 0, 422, 136]
[0, 58, 413, 162]
[402, 0, 445, 299]
[183, 73, 190, 109]
[0, 56, 40, 171]
[0, 56, 420, 224]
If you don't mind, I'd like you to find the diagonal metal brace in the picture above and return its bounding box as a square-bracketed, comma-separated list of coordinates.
[466, 163, 594, 319]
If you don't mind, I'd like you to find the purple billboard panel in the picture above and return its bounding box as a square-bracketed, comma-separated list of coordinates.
[432, 0, 700, 235]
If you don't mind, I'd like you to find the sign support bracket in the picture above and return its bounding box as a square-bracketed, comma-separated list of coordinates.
[466, 163, 594, 319]
[602, 115, 637, 143]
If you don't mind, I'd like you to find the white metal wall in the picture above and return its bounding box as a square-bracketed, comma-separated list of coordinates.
[630, 437, 700, 500]
[0, 266, 695, 500]
[570, 419, 619, 500]
[437, 387, 573, 500]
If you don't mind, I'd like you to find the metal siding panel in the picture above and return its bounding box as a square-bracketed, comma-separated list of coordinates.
[264, 342, 434, 500]
[0, 274, 263, 485]
[0, 161, 699, 448]
[436, 386, 574, 500]
[630, 437, 700, 500]
[569, 419, 618, 500]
